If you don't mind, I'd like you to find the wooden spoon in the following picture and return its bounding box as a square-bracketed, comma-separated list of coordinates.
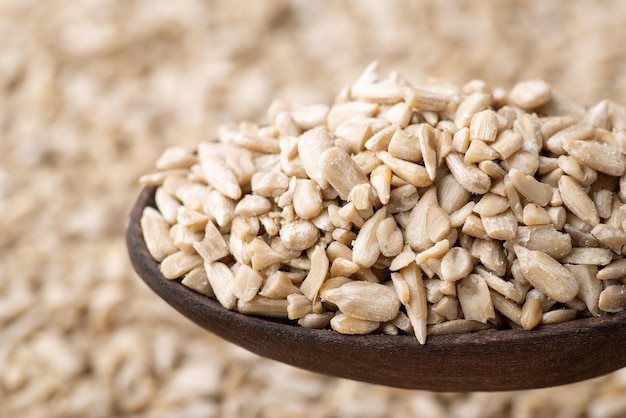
[126, 186, 626, 392]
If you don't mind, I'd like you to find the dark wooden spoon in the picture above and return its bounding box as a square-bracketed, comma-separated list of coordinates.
[126, 186, 626, 392]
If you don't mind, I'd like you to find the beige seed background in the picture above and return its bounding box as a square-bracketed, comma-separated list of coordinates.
[3, 0, 626, 417]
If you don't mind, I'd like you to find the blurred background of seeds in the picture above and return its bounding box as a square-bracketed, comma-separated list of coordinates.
[3, 0, 626, 417]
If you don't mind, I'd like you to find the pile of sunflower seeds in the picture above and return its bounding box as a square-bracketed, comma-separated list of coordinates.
[142, 62, 626, 344]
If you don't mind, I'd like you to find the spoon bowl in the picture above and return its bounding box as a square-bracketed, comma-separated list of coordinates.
[127, 186, 626, 392]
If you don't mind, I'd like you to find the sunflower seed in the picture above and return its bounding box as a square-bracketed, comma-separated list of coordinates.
[300, 245, 329, 301]
[323, 281, 400, 322]
[521, 289, 547, 330]
[404, 87, 449, 112]
[203, 261, 237, 310]
[445, 151, 491, 194]
[564, 139, 626, 177]
[400, 263, 428, 344]
[514, 245, 579, 303]
[440, 247, 474, 282]
[376, 151, 432, 187]
[319, 146, 369, 200]
[457, 274, 496, 323]
[508, 168, 552, 206]
[509, 79, 552, 109]
[559, 175, 600, 226]
[598, 285, 626, 313]
[141, 207, 178, 262]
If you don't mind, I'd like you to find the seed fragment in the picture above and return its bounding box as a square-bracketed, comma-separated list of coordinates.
[390, 245, 417, 271]
[330, 257, 360, 277]
[541, 308, 577, 325]
[469, 109, 499, 142]
[437, 174, 471, 214]
[237, 296, 288, 319]
[290, 104, 329, 131]
[320, 146, 369, 200]
[387, 129, 421, 162]
[417, 123, 438, 180]
[348, 183, 372, 211]
[141, 207, 177, 262]
[293, 179, 323, 220]
[279, 220, 320, 252]
[514, 245, 579, 303]
[428, 319, 491, 335]
[521, 289, 546, 330]
[545, 123, 595, 155]
[259, 271, 301, 299]
[327, 101, 379, 132]
[440, 247, 473, 282]
[287, 293, 314, 320]
[370, 164, 392, 205]
[330, 313, 380, 335]
[155, 187, 181, 224]
[359, 82, 406, 104]
[476, 267, 524, 303]
[404, 87, 449, 112]
[449, 201, 476, 228]
[203, 261, 237, 310]
[234, 195, 272, 217]
[376, 217, 404, 258]
[401, 263, 428, 344]
[454, 92, 492, 129]
[299, 312, 335, 329]
[206, 190, 236, 227]
[181, 266, 213, 297]
[594, 189, 614, 219]
[406, 188, 445, 251]
[383, 102, 413, 127]
[452, 127, 471, 153]
[297, 127, 334, 188]
[481, 209, 517, 241]
[376, 151, 432, 187]
[245, 238, 281, 270]
[491, 130, 523, 160]
[472, 238, 507, 277]
[598, 258, 626, 281]
[323, 281, 400, 322]
[300, 245, 329, 301]
[591, 223, 626, 254]
[461, 214, 489, 240]
[201, 156, 242, 200]
[414, 239, 450, 266]
[559, 175, 600, 226]
[445, 152, 491, 194]
[193, 221, 229, 263]
[233, 264, 264, 302]
[509, 79, 552, 109]
[558, 247, 613, 265]
[365, 125, 396, 151]
[352, 207, 387, 268]
[564, 139, 626, 177]
[160, 251, 203, 280]
[464, 140, 498, 163]
[522, 203, 552, 226]
[512, 225, 572, 259]
[457, 274, 495, 323]
[598, 285, 626, 313]
[566, 264, 602, 316]
[508, 168, 552, 207]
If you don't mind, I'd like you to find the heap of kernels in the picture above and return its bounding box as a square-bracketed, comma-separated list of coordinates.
[141, 62, 626, 343]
